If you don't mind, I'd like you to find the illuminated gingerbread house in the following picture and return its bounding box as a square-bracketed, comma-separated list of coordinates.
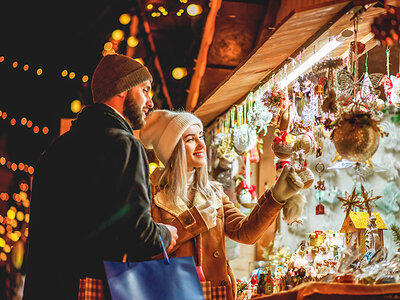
[340, 212, 387, 255]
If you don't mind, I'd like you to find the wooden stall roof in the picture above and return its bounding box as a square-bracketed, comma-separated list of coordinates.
[192, 0, 383, 127]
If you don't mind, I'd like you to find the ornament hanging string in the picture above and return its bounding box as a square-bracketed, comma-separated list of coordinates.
[386, 46, 390, 76]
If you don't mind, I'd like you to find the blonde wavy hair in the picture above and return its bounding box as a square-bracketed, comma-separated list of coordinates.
[157, 138, 223, 206]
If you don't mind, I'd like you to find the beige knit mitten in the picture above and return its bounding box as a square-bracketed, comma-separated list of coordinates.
[271, 164, 304, 203]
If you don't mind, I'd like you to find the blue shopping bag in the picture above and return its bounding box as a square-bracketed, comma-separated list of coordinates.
[104, 235, 205, 300]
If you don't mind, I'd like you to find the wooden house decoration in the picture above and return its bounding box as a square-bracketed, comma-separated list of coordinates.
[340, 212, 387, 255]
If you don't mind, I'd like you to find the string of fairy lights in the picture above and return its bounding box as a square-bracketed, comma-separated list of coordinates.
[0, 181, 30, 264]
[0, 1, 206, 268]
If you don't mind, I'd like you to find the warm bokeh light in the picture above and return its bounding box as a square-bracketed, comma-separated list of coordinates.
[127, 36, 139, 48]
[0, 237, 5, 248]
[33, 126, 39, 134]
[22, 198, 30, 207]
[146, 4, 153, 10]
[7, 209, 15, 220]
[0, 56, 4, 62]
[61, 70, 68, 77]
[27, 166, 34, 175]
[20, 117, 27, 125]
[104, 42, 113, 51]
[12, 61, 18, 68]
[20, 182, 29, 191]
[71, 99, 82, 113]
[19, 191, 27, 201]
[10, 118, 16, 126]
[3, 244, 11, 253]
[42, 126, 49, 134]
[0, 253, 7, 262]
[0, 226, 4, 235]
[26, 120, 33, 128]
[172, 67, 187, 80]
[16, 211, 24, 222]
[0, 157, 5, 165]
[112, 29, 124, 41]
[25, 214, 30, 223]
[36, 68, 43, 75]
[119, 13, 131, 25]
[18, 163, 24, 171]
[82, 75, 89, 82]
[11, 163, 17, 171]
[23, 64, 29, 71]
[1, 112, 7, 119]
[187, 4, 202, 16]
[69, 72, 76, 79]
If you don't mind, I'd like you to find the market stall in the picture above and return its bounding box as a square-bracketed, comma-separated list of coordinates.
[191, 0, 400, 298]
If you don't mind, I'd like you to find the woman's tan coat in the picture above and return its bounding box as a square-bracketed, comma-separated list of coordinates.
[151, 187, 283, 300]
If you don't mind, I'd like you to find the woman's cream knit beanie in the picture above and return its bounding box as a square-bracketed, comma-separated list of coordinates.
[139, 110, 203, 165]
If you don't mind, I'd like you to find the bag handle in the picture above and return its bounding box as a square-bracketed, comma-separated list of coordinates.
[159, 234, 170, 264]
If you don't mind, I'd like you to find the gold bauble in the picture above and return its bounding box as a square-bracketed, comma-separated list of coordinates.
[332, 116, 380, 162]
[295, 133, 316, 156]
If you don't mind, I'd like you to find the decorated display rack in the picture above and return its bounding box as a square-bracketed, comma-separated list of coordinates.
[200, 3, 400, 299]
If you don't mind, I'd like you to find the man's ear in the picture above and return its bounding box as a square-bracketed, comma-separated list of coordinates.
[117, 91, 128, 99]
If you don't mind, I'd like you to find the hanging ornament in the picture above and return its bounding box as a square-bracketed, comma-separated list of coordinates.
[359, 183, 382, 216]
[271, 129, 296, 159]
[248, 98, 273, 135]
[294, 131, 317, 156]
[290, 150, 314, 189]
[337, 186, 363, 217]
[389, 74, 400, 108]
[350, 41, 366, 54]
[331, 113, 380, 162]
[232, 123, 258, 155]
[261, 81, 285, 128]
[314, 163, 326, 215]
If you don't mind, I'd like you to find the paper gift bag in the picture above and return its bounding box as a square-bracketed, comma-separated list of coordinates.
[104, 235, 205, 300]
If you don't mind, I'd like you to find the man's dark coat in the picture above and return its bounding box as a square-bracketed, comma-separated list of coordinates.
[23, 104, 170, 299]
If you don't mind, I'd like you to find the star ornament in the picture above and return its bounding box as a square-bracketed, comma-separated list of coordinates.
[337, 186, 363, 216]
[360, 183, 382, 216]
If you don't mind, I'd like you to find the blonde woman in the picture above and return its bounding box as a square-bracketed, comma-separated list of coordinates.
[140, 110, 304, 300]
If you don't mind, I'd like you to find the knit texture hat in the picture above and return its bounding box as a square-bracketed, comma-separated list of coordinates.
[91, 54, 153, 102]
[139, 110, 203, 165]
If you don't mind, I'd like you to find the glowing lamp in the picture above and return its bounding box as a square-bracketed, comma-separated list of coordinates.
[6, 210, 15, 220]
[112, 29, 124, 41]
[172, 67, 187, 80]
[82, 75, 89, 83]
[127, 36, 139, 48]
[71, 100, 82, 113]
[119, 13, 131, 25]
[187, 4, 202, 16]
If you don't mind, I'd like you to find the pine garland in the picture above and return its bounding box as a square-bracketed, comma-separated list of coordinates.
[390, 224, 400, 248]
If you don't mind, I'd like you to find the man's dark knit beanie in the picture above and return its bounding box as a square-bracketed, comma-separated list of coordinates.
[91, 54, 153, 102]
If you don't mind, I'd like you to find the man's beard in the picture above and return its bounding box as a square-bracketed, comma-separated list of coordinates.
[123, 92, 144, 130]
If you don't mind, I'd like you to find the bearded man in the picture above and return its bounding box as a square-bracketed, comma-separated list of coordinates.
[23, 54, 177, 299]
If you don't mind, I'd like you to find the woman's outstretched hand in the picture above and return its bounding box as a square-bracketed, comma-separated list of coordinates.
[271, 164, 303, 203]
